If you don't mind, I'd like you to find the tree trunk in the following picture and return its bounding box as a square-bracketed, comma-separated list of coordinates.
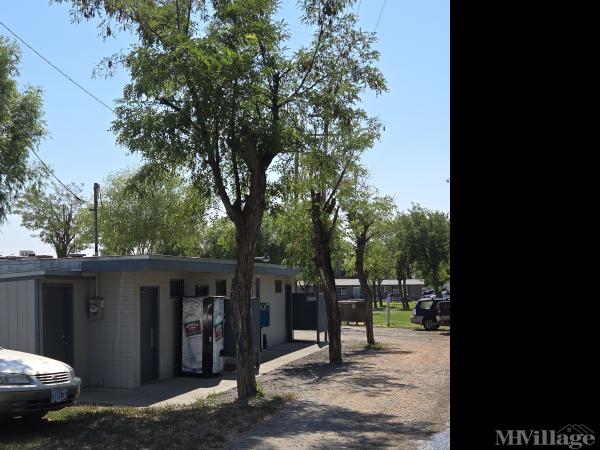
[355, 235, 375, 345]
[402, 278, 409, 309]
[371, 280, 378, 309]
[231, 223, 259, 399]
[378, 281, 383, 307]
[432, 268, 441, 297]
[310, 193, 342, 363]
[229, 171, 267, 399]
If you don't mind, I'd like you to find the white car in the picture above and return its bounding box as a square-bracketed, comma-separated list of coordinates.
[0, 347, 81, 420]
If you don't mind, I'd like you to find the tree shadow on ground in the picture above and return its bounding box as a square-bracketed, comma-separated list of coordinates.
[0, 395, 288, 450]
[226, 399, 438, 449]
[274, 356, 417, 397]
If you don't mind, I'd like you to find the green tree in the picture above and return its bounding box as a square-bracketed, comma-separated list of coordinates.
[197, 212, 287, 263]
[81, 168, 208, 256]
[14, 177, 87, 257]
[0, 37, 45, 223]
[364, 238, 395, 307]
[341, 171, 394, 344]
[197, 216, 236, 260]
[58, 0, 377, 395]
[390, 212, 415, 309]
[269, 9, 386, 360]
[305, 117, 383, 360]
[273, 197, 350, 285]
[409, 205, 450, 295]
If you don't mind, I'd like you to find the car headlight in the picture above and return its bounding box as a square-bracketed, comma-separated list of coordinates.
[65, 365, 76, 378]
[0, 373, 34, 385]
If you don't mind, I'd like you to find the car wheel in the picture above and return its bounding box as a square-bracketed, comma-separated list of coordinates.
[22, 411, 48, 421]
[423, 318, 437, 331]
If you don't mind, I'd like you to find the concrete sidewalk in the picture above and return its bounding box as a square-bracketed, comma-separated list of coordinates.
[79, 340, 325, 408]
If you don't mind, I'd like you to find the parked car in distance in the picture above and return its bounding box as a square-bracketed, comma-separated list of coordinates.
[0, 347, 81, 420]
[411, 298, 449, 331]
[436, 300, 450, 326]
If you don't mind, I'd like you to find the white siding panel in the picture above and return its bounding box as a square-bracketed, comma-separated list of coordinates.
[0, 280, 36, 353]
[0, 282, 8, 346]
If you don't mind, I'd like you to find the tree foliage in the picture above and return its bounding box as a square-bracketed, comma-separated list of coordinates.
[81, 168, 209, 256]
[408, 205, 450, 294]
[0, 37, 46, 223]
[391, 204, 450, 296]
[197, 212, 287, 263]
[14, 174, 87, 258]
[340, 170, 394, 344]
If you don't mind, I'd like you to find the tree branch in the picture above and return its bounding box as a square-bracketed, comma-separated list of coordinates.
[324, 161, 349, 211]
[278, 20, 326, 107]
[330, 204, 341, 235]
[158, 97, 182, 112]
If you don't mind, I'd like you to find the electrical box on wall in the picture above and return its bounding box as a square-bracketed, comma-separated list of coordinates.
[88, 297, 105, 320]
[260, 302, 270, 328]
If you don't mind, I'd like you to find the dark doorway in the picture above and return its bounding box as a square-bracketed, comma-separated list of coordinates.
[285, 284, 293, 341]
[202, 299, 214, 375]
[140, 287, 159, 383]
[42, 284, 74, 365]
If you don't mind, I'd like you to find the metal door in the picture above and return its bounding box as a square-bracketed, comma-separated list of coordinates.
[285, 284, 293, 341]
[42, 285, 73, 365]
[140, 287, 159, 383]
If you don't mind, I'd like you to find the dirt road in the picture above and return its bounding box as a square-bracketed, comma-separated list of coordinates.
[227, 326, 450, 449]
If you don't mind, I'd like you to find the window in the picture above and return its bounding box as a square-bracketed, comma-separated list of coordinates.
[392, 286, 399, 294]
[170, 279, 184, 298]
[195, 284, 209, 297]
[418, 300, 434, 310]
[275, 280, 282, 293]
[352, 287, 361, 298]
[216, 279, 227, 296]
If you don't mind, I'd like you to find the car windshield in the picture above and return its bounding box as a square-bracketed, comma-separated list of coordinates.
[419, 300, 434, 310]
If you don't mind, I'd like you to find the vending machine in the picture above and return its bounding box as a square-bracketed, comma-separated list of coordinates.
[182, 296, 224, 376]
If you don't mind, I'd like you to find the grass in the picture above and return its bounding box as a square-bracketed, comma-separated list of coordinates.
[0, 391, 292, 449]
[363, 342, 386, 351]
[343, 301, 450, 331]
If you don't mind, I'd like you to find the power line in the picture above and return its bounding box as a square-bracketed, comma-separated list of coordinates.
[0, 21, 115, 113]
[30, 148, 87, 205]
[374, 0, 387, 32]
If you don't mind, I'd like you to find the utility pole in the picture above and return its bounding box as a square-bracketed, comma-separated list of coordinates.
[93, 183, 100, 256]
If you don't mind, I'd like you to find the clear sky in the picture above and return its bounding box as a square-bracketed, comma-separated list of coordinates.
[0, 0, 449, 256]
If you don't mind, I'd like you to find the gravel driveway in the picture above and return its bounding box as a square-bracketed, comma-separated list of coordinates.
[226, 326, 450, 449]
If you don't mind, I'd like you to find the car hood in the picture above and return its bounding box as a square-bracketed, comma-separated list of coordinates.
[0, 349, 69, 375]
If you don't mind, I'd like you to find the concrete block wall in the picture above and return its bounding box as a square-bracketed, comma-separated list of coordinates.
[87, 271, 137, 388]
[85, 270, 296, 388]
[257, 275, 293, 348]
